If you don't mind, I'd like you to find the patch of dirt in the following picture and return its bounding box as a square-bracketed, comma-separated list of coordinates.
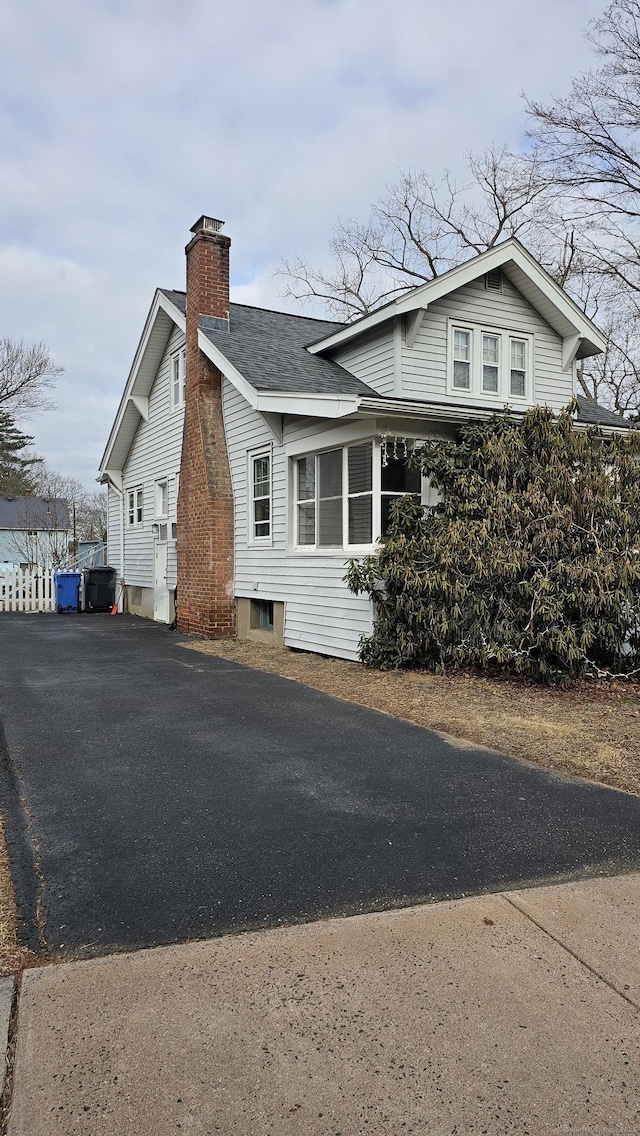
[182, 638, 640, 797]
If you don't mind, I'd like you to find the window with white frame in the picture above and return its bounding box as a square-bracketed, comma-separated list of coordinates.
[251, 452, 271, 540]
[127, 487, 143, 527]
[294, 441, 424, 549]
[155, 479, 168, 518]
[171, 349, 186, 409]
[452, 328, 471, 390]
[449, 323, 532, 401]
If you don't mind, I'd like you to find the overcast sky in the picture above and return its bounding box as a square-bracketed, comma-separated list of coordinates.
[0, 0, 606, 487]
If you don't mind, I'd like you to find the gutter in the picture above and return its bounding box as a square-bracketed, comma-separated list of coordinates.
[356, 396, 631, 434]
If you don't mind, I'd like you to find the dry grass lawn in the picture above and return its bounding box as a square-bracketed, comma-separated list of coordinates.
[0, 841, 32, 977]
[183, 638, 640, 797]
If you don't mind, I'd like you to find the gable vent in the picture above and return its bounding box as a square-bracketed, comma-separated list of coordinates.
[485, 268, 503, 292]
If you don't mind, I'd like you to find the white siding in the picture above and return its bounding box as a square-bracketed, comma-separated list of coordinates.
[120, 325, 185, 589]
[106, 486, 122, 577]
[223, 379, 374, 661]
[332, 329, 395, 395]
[400, 275, 571, 409]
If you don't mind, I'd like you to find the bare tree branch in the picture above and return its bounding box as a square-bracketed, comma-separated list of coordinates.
[0, 339, 63, 415]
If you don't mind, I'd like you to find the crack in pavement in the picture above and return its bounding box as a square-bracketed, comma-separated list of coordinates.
[501, 891, 640, 1011]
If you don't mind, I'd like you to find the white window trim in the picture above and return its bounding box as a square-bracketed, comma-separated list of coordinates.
[170, 348, 186, 411]
[248, 447, 273, 546]
[447, 320, 533, 403]
[155, 479, 169, 520]
[291, 439, 431, 554]
[126, 486, 144, 527]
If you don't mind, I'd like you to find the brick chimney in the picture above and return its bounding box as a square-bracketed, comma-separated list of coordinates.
[176, 217, 236, 638]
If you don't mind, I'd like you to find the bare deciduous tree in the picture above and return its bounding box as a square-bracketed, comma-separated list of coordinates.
[279, 146, 577, 321]
[526, 0, 640, 302]
[33, 464, 107, 544]
[0, 339, 63, 416]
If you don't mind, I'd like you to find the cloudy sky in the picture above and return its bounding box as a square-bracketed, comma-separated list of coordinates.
[0, 0, 606, 487]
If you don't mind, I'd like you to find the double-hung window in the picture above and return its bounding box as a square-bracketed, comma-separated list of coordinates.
[251, 452, 271, 540]
[453, 329, 471, 390]
[127, 487, 143, 527]
[449, 322, 531, 401]
[509, 338, 527, 397]
[171, 349, 186, 409]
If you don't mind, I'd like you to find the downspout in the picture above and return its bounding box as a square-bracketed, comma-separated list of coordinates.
[100, 475, 126, 611]
[119, 486, 125, 611]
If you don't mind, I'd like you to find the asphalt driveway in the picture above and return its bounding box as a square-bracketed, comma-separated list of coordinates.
[1, 613, 640, 959]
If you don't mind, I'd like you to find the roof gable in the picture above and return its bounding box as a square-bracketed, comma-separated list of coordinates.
[306, 239, 606, 362]
[99, 289, 186, 480]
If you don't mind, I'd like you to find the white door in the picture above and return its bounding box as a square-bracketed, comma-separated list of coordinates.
[154, 541, 170, 623]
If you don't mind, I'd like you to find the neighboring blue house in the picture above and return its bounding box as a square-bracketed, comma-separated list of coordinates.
[0, 496, 70, 569]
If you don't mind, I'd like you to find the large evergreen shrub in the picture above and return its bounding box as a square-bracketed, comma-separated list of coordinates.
[346, 404, 640, 684]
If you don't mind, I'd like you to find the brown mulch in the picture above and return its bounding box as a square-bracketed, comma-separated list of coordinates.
[183, 638, 640, 797]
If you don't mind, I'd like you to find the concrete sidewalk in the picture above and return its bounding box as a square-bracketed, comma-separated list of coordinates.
[7, 872, 640, 1135]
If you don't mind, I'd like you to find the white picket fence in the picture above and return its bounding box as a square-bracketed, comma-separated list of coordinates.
[0, 566, 56, 613]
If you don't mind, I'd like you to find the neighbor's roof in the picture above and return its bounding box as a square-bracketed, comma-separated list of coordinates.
[160, 291, 374, 398]
[0, 496, 70, 530]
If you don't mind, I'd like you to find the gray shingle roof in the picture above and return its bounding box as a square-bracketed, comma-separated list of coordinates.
[575, 395, 631, 428]
[160, 289, 186, 315]
[159, 290, 633, 427]
[200, 303, 377, 397]
[161, 290, 376, 397]
[162, 289, 372, 395]
[0, 496, 70, 530]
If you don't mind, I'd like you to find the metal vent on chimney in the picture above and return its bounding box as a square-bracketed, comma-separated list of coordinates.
[485, 268, 503, 292]
[190, 215, 225, 235]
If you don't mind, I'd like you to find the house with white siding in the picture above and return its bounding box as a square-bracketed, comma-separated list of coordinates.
[99, 216, 625, 660]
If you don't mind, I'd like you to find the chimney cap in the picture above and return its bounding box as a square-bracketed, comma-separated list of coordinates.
[190, 215, 225, 235]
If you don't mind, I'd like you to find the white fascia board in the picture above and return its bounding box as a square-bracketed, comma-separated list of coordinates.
[99, 289, 185, 474]
[356, 396, 522, 424]
[255, 391, 360, 418]
[198, 331, 361, 419]
[307, 239, 606, 357]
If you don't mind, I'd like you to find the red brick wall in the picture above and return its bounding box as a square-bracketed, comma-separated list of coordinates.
[177, 226, 236, 638]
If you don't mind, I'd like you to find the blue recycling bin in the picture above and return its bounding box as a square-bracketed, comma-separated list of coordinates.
[54, 571, 82, 614]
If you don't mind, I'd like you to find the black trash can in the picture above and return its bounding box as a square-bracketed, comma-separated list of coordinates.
[83, 566, 117, 613]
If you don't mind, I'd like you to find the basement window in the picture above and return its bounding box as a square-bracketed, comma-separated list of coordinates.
[250, 599, 274, 631]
